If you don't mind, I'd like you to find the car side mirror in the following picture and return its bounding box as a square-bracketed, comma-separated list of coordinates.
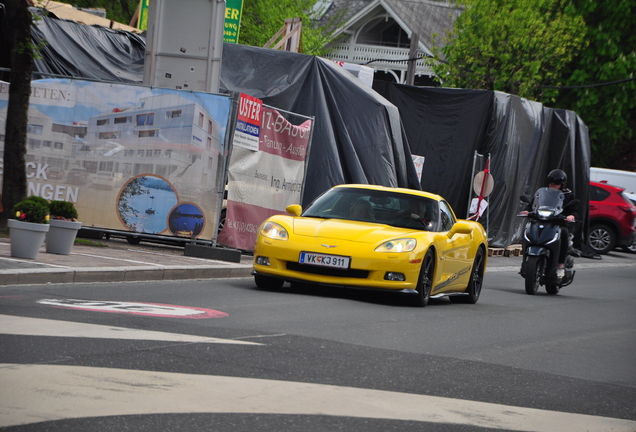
[286, 204, 302, 216]
[448, 221, 473, 238]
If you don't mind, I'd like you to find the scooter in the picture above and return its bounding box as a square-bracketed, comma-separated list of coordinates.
[519, 188, 579, 295]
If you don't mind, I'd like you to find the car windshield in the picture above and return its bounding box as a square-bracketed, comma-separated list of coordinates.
[302, 187, 439, 231]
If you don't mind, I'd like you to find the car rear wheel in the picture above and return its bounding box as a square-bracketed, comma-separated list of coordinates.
[451, 247, 484, 304]
[414, 250, 434, 307]
[588, 223, 616, 254]
[254, 274, 284, 290]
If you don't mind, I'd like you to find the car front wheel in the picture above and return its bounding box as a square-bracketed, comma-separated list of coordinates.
[254, 274, 284, 290]
[414, 250, 434, 307]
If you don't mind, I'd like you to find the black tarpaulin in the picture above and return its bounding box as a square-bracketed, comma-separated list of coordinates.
[219, 43, 420, 206]
[29, 9, 145, 83]
[374, 83, 591, 248]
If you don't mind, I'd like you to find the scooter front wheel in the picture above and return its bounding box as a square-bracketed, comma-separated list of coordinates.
[524, 255, 544, 295]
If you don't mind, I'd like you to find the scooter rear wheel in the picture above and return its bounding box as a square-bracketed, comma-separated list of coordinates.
[524, 256, 544, 295]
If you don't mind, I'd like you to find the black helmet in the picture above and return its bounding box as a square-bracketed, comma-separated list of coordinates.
[547, 169, 567, 187]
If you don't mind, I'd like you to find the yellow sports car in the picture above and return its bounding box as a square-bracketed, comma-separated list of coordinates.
[253, 184, 488, 306]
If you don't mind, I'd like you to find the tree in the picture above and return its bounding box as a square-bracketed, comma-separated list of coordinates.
[69, 0, 138, 25]
[0, 0, 35, 229]
[239, 0, 337, 55]
[549, 0, 636, 170]
[432, 0, 586, 102]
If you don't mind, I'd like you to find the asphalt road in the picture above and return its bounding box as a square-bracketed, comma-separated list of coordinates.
[1, 251, 635, 431]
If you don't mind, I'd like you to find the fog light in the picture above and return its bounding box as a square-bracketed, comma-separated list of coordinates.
[256, 256, 270, 266]
[384, 272, 405, 281]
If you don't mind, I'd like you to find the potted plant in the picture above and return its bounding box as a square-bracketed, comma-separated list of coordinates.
[46, 200, 82, 255]
[9, 196, 50, 259]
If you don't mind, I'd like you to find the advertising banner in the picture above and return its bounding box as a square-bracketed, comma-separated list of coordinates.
[218, 106, 313, 251]
[0, 79, 233, 240]
[224, 0, 244, 43]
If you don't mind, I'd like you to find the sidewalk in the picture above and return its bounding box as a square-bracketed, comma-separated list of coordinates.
[0, 237, 253, 286]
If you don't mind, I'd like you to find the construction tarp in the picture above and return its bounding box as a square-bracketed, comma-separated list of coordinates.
[373, 82, 591, 249]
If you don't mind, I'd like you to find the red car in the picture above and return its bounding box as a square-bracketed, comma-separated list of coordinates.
[588, 181, 636, 254]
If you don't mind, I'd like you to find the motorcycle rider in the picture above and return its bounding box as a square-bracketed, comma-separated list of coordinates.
[520, 169, 578, 279]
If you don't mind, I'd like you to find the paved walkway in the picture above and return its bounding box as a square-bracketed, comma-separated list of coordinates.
[0, 237, 253, 285]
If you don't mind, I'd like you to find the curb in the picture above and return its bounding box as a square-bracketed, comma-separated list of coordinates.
[0, 264, 254, 286]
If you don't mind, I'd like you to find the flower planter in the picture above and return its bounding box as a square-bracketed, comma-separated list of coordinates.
[46, 219, 82, 255]
[8, 219, 50, 259]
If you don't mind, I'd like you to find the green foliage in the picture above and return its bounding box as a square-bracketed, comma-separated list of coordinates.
[49, 200, 79, 220]
[13, 197, 50, 224]
[239, 0, 336, 55]
[548, 0, 636, 168]
[68, 0, 138, 25]
[433, 0, 586, 101]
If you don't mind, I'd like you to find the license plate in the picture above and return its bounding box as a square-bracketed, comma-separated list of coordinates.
[299, 252, 350, 269]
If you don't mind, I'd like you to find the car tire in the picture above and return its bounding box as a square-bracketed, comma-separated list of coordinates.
[621, 242, 636, 254]
[254, 274, 284, 290]
[414, 250, 434, 307]
[451, 247, 485, 304]
[524, 255, 544, 295]
[588, 223, 616, 255]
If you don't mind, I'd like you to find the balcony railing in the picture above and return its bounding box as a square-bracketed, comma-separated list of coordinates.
[325, 43, 437, 77]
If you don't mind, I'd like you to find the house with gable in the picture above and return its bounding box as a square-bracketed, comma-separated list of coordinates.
[319, 0, 460, 86]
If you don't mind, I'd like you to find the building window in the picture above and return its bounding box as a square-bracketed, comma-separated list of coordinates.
[54, 142, 64, 149]
[99, 131, 121, 139]
[165, 150, 172, 157]
[96, 119, 109, 126]
[28, 139, 41, 149]
[207, 137, 212, 150]
[125, 150, 134, 157]
[208, 120, 213, 134]
[138, 150, 144, 157]
[114, 116, 129, 124]
[43, 141, 52, 148]
[208, 156, 214, 169]
[198, 113, 204, 128]
[167, 110, 182, 119]
[146, 150, 153, 157]
[28, 124, 43, 135]
[138, 130, 157, 138]
[136, 113, 154, 126]
[154, 149, 161, 157]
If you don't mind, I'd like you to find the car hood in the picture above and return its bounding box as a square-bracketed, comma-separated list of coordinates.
[290, 217, 417, 244]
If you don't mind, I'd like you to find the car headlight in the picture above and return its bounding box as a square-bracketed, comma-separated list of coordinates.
[260, 221, 289, 240]
[375, 238, 416, 252]
[537, 209, 554, 218]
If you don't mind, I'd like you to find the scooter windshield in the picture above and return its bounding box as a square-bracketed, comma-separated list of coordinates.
[532, 187, 564, 216]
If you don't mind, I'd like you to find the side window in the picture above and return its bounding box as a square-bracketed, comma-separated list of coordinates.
[589, 185, 610, 202]
[438, 201, 455, 232]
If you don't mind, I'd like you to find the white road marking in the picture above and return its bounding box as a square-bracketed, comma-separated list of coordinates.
[0, 363, 634, 431]
[0, 315, 260, 345]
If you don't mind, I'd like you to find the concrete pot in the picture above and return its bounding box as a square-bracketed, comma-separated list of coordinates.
[46, 219, 82, 255]
[8, 219, 50, 259]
